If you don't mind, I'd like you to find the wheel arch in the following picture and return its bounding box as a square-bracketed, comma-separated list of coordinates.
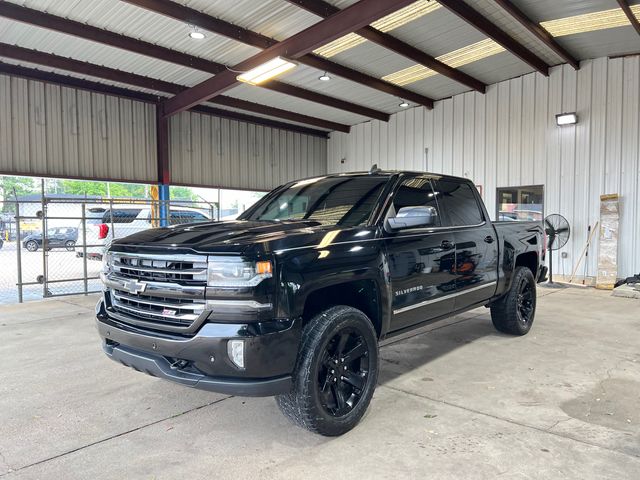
[515, 251, 539, 277]
[301, 279, 384, 338]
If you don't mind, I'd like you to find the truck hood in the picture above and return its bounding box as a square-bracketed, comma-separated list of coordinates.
[110, 219, 352, 256]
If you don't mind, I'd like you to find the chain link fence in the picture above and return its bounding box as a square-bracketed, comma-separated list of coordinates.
[0, 191, 219, 304]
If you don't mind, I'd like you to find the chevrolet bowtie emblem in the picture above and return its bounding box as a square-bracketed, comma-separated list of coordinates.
[122, 279, 146, 294]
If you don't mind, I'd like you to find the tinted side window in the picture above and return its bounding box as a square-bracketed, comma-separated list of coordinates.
[170, 211, 208, 225]
[103, 209, 142, 224]
[434, 180, 483, 226]
[392, 176, 441, 227]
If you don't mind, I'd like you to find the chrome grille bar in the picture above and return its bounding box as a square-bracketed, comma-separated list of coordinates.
[112, 290, 205, 312]
[111, 252, 208, 283]
[103, 252, 209, 332]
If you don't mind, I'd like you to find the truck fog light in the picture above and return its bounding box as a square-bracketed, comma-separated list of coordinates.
[227, 340, 245, 369]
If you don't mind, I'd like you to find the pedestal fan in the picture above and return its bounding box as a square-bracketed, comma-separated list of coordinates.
[544, 214, 570, 287]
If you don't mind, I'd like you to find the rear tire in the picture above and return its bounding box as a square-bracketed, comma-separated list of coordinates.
[490, 266, 537, 335]
[65, 240, 76, 251]
[276, 305, 379, 436]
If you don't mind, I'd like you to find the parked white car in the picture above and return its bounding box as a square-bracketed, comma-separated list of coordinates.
[79, 205, 212, 260]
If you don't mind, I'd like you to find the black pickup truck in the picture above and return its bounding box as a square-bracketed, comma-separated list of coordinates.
[96, 170, 547, 436]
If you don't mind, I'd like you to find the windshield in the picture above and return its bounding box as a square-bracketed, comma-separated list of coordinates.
[240, 176, 389, 227]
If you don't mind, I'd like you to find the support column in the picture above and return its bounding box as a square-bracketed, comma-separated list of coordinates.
[156, 104, 170, 227]
[158, 184, 170, 227]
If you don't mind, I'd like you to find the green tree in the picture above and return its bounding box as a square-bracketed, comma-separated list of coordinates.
[170, 186, 198, 202]
[0, 176, 38, 212]
[58, 180, 147, 198]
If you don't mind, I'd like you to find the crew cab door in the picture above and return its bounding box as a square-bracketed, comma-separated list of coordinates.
[383, 176, 457, 332]
[433, 179, 498, 310]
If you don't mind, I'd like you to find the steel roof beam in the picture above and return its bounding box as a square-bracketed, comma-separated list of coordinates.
[0, 2, 386, 122]
[616, 0, 640, 37]
[493, 0, 579, 69]
[123, 0, 433, 108]
[0, 62, 330, 137]
[0, 43, 348, 132]
[285, 0, 486, 93]
[162, 0, 422, 116]
[437, 0, 549, 76]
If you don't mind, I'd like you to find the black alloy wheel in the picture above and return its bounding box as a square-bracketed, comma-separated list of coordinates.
[516, 276, 534, 326]
[276, 305, 379, 436]
[318, 328, 370, 417]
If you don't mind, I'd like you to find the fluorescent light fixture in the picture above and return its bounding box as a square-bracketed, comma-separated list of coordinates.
[541, 5, 640, 37]
[318, 72, 331, 81]
[189, 30, 205, 39]
[399, 100, 409, 108]
[556, 113, 578, 126]
[313, 0, 441, 58]
[237, 57, 296, 85]
[382, 39, 505, 86]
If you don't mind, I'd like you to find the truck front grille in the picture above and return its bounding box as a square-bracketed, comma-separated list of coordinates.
[106, 253, 208, 332]
[113, 253, 207, 284]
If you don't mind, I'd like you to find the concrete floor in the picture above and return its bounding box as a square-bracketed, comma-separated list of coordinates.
[1, 287, 639, 479]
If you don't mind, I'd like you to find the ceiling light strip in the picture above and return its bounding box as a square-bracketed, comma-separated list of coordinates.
[313, 0, 441, 58]
[382, 39, 505, 86]
[541, 5, 640, 37]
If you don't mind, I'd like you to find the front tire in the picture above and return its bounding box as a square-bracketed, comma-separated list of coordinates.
[490, 266, 537, 335]
[65, 240, 76, 251]
[276, 306, 379, 436]
[25, 240, 38, 252]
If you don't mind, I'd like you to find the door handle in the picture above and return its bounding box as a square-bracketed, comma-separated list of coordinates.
[484, 236, 494, 244]
[441, 240, 454, 249]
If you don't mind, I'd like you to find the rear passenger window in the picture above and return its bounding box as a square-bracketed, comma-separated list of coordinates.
[170, 211, 208, 225]
[434, 180, 484, 226]
[103, 209, 142, 224]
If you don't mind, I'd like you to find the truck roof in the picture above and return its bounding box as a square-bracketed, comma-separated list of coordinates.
[316, 170, 471, 183]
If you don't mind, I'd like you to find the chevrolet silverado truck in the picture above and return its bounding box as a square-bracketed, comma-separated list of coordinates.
[96, 170, 547, 436]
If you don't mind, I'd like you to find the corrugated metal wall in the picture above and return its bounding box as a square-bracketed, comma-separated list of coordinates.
[0, 74, 327, 191]
[169, 110, 327, 191]
[328, 56, 640, 279]
[0, 74, 157, 183]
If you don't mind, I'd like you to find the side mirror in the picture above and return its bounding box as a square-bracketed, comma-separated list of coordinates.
[386, 206, 438, 230]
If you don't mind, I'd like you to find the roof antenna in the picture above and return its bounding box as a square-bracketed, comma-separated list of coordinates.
[369, 164, 381, 174]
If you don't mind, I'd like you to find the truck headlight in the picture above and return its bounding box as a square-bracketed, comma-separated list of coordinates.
[102, 252, 113, 274]
[207, 257, 272, 287]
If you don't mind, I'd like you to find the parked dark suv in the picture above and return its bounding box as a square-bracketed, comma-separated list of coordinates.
[97, 170, 546, 436]
[23, 227, 78, 252]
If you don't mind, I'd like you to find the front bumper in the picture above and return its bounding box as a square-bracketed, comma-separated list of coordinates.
[96, 299, 299, 397]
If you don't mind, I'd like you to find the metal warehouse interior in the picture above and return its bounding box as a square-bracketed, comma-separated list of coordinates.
[1, 0, 640, 478]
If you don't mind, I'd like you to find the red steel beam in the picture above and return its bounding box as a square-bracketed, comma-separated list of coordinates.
[616, 0, 640, 37]
[162, 0, 420, 116]
[0, 2, 387, 122]
[123, 0, 434, 107]
[286, 0, 486, 93]
[493, 0, 579, 69]
[0, 62, 331, 137]
[437, 0, 550, 76]
[156, 106, 170, 184]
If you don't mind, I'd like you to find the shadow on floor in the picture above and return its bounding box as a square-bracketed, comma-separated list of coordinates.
[377, 312, 503, 386]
